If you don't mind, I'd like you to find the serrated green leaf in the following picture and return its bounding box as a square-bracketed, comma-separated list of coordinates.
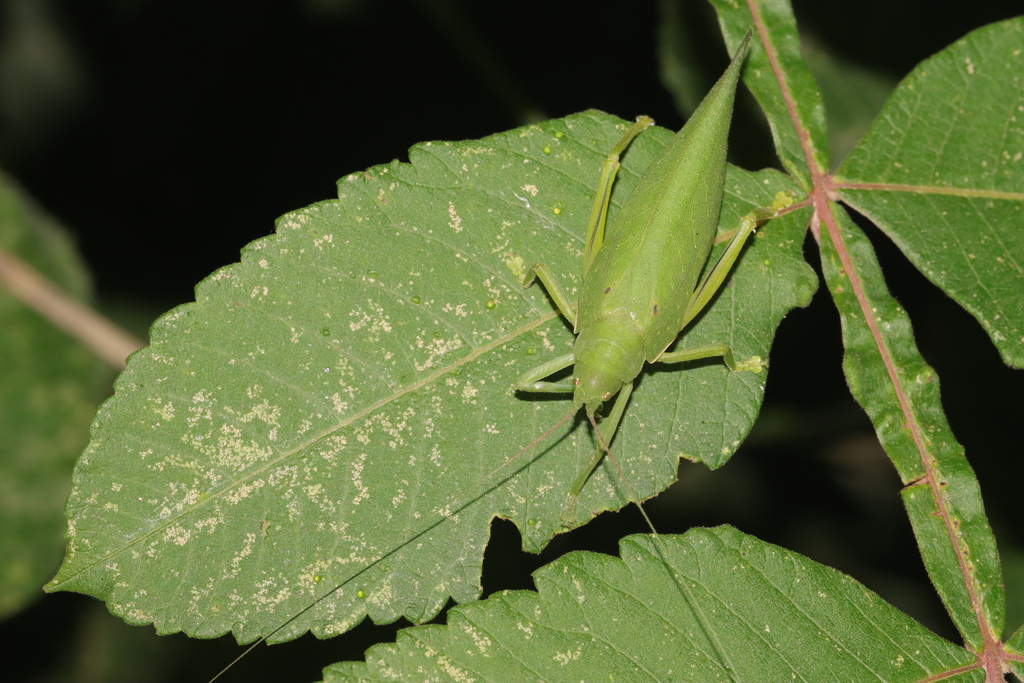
[819, 207, 1002, 650]
[837, 17, 1024, 367]
[45, 111, 814, 643]
[321, 527, 976, 683]
[711, 0, 830, 183]
[0, 170, 104, 618]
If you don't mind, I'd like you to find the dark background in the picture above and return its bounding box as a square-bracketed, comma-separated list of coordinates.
[2, 1, 1022, 681]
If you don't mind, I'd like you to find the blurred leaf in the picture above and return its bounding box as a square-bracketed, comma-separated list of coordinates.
[1002, 544, 1024, 639]
[656, 0, 706, 118]
[801, 37, 896, 169]
[0, 170, 105, 617]
[0, 0, 91, 161]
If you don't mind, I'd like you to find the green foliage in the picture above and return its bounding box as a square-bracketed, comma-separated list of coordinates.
[45, 110, 813, 642]
[0, 172, 105, 617]
[2, 0, 1019, 681]
[324, 528, 975, 682]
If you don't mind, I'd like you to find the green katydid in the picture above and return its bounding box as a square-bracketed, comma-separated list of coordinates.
[211, 30, 789, 682]
[508, 29, 792, 525]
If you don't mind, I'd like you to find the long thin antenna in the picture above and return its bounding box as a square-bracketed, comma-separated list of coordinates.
[486, 404, 579, 480]
[584, 411, 690, 648]
[211, 405, 581, 681]
[212, 402, 665, 681]
[585, 412, 660, 539]
[209, 641, 264, 683]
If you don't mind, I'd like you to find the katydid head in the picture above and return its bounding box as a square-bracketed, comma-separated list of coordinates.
[572, 316, 645, 415]
[573, 372, 622, 417]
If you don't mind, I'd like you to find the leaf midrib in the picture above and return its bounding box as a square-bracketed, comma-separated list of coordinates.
[51, 307, 561, 588]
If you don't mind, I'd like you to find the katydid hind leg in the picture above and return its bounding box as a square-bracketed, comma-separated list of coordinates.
[522, 116, 655, 325]
[658, 192, 794, 373]
[682, 191, 795, 331]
